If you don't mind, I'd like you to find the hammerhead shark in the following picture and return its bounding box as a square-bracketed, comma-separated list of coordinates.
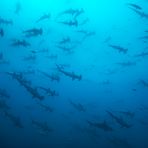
[87, 120, 113, 132]
[56, 64, 82, 81]
[106, 111, 133, 128]
[109, 44, 128, 54]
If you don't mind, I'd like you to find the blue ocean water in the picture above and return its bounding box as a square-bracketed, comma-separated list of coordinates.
[0, 0, 148, 147]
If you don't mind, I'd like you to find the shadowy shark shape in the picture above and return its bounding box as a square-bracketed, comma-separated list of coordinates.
[4, 111, 23, 128]
[23, 28, 43, 37]
[0, 17, 13, 25]
[56, 64, 82, 81]
[11, 39, 30, 47]
[116, 61, 136, 67]
[109, 44, 128, 54]
[69, 99, 86, 112]
[6, 72, 44, 100]
[36, 13, 50, 23]
[87, 120, 113, 132]
[134, 51, 148, 57]
[32, 119, 53, 135]
[106, 111, 133, 128]
[139, 79, 148, 87]
[38, 70, 60, 82]
[126, 3, 142, 10]
[59, 19, 78, 27]
[37, 86, 59, 97]
[129, 7, 148, 19]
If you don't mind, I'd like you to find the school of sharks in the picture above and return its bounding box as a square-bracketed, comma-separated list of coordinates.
[0, 0, 148, 148]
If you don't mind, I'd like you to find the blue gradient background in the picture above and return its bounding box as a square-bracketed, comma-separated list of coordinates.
[0, 0, 148, 148]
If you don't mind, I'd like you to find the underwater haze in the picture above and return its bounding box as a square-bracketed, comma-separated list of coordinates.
[0, 0, 148, 147]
